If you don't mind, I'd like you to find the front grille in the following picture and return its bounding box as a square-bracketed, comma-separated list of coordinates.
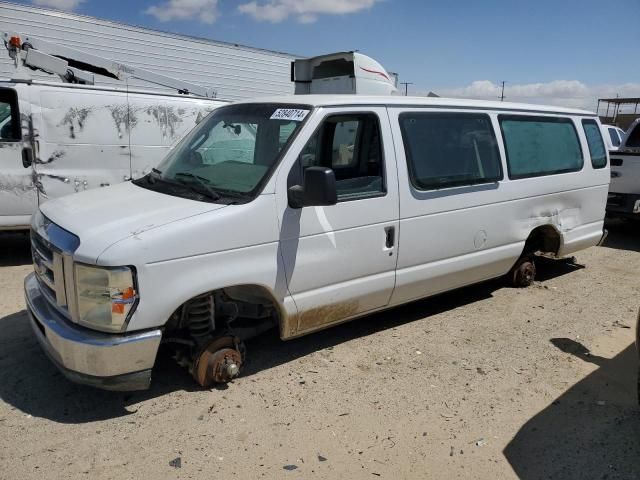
[31, 231, 67, 309]
[30, 214, 81, 322]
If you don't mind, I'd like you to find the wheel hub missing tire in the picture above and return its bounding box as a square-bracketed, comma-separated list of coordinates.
[193, 336, 244, 387]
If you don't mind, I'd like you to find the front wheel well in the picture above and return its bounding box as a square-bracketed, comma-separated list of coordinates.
[165, 284, 284, 341]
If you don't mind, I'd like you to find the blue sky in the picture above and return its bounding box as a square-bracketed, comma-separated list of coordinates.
[20, 0, 640, 110]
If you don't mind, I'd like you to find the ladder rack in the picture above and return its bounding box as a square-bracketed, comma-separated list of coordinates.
[3, 31, 216, 98]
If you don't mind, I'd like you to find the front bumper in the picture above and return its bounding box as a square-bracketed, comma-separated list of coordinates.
[25, 273, 162, 391]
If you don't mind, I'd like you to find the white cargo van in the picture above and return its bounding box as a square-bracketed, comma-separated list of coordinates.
[24, 96, 609, 390]
[0, 81, 225, 230]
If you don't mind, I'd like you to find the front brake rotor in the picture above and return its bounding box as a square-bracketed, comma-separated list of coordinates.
[193, 336, 244, 387]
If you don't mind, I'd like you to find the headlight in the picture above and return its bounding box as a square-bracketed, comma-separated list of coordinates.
[74, 264, 138, 333]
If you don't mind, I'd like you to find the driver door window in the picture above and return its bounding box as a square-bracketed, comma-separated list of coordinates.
[301, 113, 385, 201]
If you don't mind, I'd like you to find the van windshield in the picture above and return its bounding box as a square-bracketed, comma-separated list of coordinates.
[137, 103, 311, 202]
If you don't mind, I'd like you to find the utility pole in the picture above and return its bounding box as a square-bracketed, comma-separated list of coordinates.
[499, 81, 506, 102]
[400, 81, 413, 96]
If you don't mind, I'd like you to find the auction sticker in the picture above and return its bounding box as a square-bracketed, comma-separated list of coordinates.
[271, 108, 310, 121]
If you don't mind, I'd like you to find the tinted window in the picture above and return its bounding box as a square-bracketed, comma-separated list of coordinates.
[0, 89, 20, 141]
[608, 128, 621, 147]
[583, 120, 607, 168]
[500, 116, 583, 179]
[399, 112, 502, 190]
[300, 113, 384, 201]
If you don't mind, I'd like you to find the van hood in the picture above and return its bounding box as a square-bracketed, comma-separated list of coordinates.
[40, 181, 226, 262]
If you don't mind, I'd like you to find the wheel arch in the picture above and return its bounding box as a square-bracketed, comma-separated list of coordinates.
[521, 224, 564, 258]
[166, 282, 292, 337]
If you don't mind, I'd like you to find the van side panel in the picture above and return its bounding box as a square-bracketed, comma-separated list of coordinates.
[388, 108, 608, 306]
[32, 87, 132, 202]
[31, 86, 224, 205]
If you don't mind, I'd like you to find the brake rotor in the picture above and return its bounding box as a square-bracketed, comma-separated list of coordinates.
[193, 336, 244, 387]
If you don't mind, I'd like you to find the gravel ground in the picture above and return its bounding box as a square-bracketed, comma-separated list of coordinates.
[0, 221, 638, 480]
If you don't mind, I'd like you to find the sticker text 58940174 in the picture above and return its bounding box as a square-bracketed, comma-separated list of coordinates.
[270, 109, 310, 122]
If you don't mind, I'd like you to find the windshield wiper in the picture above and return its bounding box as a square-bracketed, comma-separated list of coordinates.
[174, 172, 221, 201]
[144, 167, 163, 184]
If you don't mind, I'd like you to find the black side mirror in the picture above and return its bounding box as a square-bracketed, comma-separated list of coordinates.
[288, 166, 338, 209]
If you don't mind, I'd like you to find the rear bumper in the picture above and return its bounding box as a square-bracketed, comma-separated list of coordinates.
[606, 192, 640, 218]
[24, 273, 162, 391]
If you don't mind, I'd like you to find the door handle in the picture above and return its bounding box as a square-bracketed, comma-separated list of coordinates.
[385, 226, 395, 249]
[22, 146, 33, 168]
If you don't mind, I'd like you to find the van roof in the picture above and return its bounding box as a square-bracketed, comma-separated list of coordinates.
[0, 79, 230, 101]
[238, 95, 596, 116]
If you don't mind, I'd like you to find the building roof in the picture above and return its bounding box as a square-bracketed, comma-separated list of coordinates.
[238, 95, 596, 115]
[598, 97, 640, 104]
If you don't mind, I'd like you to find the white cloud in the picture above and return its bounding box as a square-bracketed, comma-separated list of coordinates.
[238, 0, 381, 23]
[428, 80, 640, 113]
[145, 0, 219, 24]
[32, 0, 85, 10]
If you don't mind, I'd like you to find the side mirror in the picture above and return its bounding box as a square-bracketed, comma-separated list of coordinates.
[288, 166, 338, 209]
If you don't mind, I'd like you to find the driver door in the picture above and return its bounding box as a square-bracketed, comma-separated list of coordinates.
[277, 107, 399, 336]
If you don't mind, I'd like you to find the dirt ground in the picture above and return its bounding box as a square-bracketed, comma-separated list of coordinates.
[0, 220, 638, 480]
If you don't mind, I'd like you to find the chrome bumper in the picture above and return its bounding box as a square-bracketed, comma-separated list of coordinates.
[25, 273, 162, 391]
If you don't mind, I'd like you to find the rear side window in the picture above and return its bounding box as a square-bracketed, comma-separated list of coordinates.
[499, 116, 583, 179]
[399, 112, 502, 190]
[0, 89, 20, 141]
[608, 128, 621, 147]
[583, 120, 607, 168]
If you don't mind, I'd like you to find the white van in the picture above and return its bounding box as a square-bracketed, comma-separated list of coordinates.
[608, 118, 640, 218]
[0, 81, 225, 230]
[24, 96, 609, 390]
[602, 124, 627, 151]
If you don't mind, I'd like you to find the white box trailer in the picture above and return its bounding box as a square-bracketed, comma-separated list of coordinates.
[0, 1, 298, 100]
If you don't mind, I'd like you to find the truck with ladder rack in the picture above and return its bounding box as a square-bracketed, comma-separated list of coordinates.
[0, 31, 398, 230]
